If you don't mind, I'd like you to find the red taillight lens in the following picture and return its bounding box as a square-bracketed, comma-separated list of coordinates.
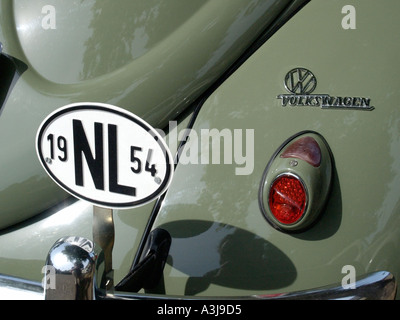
[268, 175, 307, 224]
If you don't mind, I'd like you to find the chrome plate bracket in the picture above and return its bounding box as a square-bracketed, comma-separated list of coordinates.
[92, 206, 115, 292]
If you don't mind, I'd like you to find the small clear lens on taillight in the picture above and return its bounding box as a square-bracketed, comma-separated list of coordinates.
[268, 174, 307, 225]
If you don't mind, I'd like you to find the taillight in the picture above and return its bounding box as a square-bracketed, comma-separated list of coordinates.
[259, 132, 332, 232]
[268, 174, 307, 225]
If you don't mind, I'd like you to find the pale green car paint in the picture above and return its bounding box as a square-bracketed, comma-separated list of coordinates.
[0, 0, 295, 287]
[1, 0, 400, 299]
[150, 0, 400, 297]
[0, 0, 289, 229]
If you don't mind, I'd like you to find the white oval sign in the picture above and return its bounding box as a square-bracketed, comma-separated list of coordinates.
[36, 103, 174, 209]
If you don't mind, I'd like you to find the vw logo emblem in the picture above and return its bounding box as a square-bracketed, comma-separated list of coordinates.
[284, 68, 317, 94]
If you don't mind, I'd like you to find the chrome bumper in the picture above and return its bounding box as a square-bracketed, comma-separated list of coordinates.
[0, 270, 396, 300]
[1, 235, 396, 300]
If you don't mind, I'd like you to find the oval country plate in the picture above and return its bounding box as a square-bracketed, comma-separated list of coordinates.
[36, 103, 174, 209]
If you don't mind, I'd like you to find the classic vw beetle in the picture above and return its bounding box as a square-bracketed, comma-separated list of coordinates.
[0, 0, 398, 301]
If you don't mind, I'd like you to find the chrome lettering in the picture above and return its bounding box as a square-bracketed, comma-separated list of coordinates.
[277, 68, 374, 111]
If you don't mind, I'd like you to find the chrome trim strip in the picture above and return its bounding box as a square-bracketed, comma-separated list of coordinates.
[106, 271, 396, 300]
[0, 271, 395, 300]
[0, 274, 43, 300]
[258, 271, 396, 300]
